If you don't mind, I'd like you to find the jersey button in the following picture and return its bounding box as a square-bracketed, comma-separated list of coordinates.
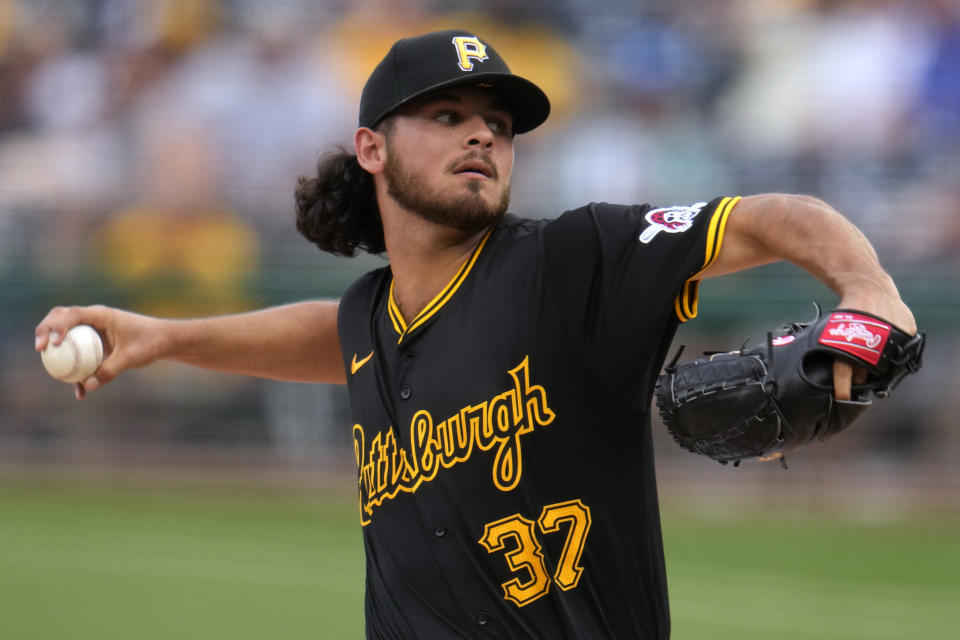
[399, 385, 412, 400]
[476, 611, 489, 627]
[433, 523, 446, 537]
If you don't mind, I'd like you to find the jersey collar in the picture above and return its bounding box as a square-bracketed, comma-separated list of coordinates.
[387, 226, 494, 344]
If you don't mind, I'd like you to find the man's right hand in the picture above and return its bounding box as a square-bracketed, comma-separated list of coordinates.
[35, 305, 166, 399]
[35, 300, 346, 396]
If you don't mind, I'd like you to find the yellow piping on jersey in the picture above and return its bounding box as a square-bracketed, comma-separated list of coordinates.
[675, 196, 740, 322]
[387, 281, 405, 335]
[388, 227, 494, 343]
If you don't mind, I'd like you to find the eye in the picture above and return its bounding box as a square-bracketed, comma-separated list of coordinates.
[486, 116, 512, 137]
[433, 110, 461, 125]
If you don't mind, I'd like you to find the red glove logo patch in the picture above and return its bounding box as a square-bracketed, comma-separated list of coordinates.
[818, 312, 891, 365]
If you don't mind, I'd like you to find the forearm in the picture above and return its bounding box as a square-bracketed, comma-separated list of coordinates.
[703, 193, 915, 332]
[36, 300, 346, 394]
[163, 301, 345, 384]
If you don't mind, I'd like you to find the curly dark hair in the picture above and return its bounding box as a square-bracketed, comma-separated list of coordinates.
[294, 145, 385, 256]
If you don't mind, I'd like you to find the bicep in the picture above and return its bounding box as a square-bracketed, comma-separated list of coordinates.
[697, 194, 790, 279]
[295, 300, 346, 384]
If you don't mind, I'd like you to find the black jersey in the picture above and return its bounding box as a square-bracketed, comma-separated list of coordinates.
[338, 196, 739, 639]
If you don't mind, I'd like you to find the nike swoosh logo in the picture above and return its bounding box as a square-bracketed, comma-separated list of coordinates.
[351, 350, 374, 375]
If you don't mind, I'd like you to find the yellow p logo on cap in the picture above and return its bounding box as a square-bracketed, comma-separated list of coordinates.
[452, 36, 488, 71]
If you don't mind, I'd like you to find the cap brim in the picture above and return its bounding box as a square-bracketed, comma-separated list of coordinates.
[374, 72, 551, 135]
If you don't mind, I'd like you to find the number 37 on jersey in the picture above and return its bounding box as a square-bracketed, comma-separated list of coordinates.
[479, 499, 592, 607]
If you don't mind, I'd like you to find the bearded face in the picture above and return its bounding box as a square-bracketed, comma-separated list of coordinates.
[383, 146, 511, 233]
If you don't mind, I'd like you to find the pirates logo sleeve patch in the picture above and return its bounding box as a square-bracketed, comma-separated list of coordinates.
[639, 202, 708, 244]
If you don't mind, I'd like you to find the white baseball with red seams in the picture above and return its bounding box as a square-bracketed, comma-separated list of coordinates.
[41, 325, 104, 383]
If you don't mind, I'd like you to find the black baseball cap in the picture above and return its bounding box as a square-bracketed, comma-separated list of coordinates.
[358, 30, 551, 135]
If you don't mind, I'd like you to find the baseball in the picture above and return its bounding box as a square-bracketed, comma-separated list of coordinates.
[41, 325, 104, 383]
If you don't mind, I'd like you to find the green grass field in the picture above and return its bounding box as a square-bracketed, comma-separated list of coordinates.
[0, 478, 956, 639]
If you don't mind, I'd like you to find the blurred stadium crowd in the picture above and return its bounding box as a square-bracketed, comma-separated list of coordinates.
[0, 0, 957, 495]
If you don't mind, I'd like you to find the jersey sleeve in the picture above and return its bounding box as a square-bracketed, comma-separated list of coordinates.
[540, 196, 740, 387]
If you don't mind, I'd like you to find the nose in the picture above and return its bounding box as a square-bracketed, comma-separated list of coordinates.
[464, 115, 494, 149]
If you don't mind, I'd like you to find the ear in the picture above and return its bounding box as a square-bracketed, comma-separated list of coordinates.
[355, 127, 386, 175]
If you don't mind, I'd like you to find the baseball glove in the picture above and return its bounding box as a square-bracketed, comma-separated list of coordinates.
[654, 305, 925, 466]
